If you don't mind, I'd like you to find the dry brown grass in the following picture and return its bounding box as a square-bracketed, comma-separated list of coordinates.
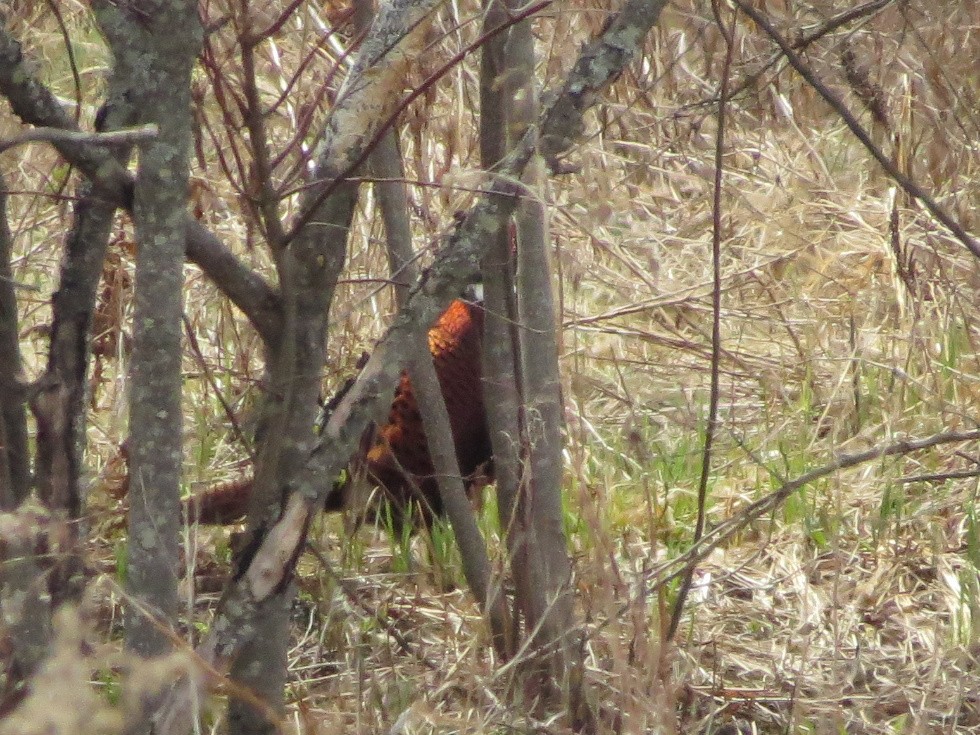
[3, 0, 980, 732]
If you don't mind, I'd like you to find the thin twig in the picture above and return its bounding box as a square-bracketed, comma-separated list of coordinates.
[238, 13, 288, 251]
[45, 0, 83, 124]
[584, 429, 980, 649]
[897, 468, 980, 485]
[667, 0, 735, 642]
[698, 0, 893, 109]
[181, 314, 254, 460]
[281, 0, 551, 245]
[303, 542, 437, 667]
[0, 125, 159, 154]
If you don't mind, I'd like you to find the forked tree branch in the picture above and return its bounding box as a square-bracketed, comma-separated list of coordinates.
[0, 28, 284, 344]
[281, 0, 550, 245]
[701, 0, 894, 108]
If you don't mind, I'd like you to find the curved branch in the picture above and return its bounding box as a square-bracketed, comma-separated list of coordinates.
[581, 428, 980, 650]
[651, 429, 980, 592]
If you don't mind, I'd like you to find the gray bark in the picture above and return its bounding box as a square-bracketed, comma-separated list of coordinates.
[28, 168, 122, 610]
[411, 344, 512, 655]
[223, 12, 300, 730]
[369, 134, 416, 300]
[479, 1, 583, 716]
[91, 0, 201, 661]
[227, 118, 356, 735]
[31, 69, 138, 530]
[507, 0, 577, 669]
[0, 26, 283, 346]
[222, 0, 444, 726]
[0, 508, 56, 715]
[479, 0, 530, 650]
[0, 0, 672, 726]
[225, 4, 450, 724]
[226, 591, 293, 735]
[31, 184, 114, 523]
[0, 177, 43, 715]
[0, 26, 140, 712]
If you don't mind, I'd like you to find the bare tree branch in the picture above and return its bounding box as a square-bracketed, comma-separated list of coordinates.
[700, 0, 894, 108]
[355, 0, 512, 652]
[0, 124, 158, 153]
[652, 429, 980, 593]
[0, 27, 283, 344]
[280, 0, 550, 243]
[732, 0, 980, 260]
[148, 0, 671, 726]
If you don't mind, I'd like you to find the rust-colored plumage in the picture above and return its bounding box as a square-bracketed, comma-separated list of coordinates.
[187, 298, 491, 527]
[358, 298, 491, 524]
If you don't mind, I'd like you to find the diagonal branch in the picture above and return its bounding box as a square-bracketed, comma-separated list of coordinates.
[650, 429, 980, 592]
[700, 0, 894, 109]
[732, 0, 980, 260]
[583, 428, 980, 650]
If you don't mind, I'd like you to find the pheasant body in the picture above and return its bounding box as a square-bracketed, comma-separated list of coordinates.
[187, 298, 491, 527]
[362, 298, 490, 523]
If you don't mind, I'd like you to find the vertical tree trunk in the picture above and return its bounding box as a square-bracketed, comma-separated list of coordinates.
[226, 65, 359, 735]
[2, 18, 143, 712]
[28, 175, 121, 610]
[481, 1, 584, 722]
[227, 180, 355, 731]
[31, 186, 115, 524]
[225, 0, 442, 725]
[508, 12, 586, 722]
[30, 65, 139, 530]
[0, 174, 45, 716]
[93, 0, 201, 659]
[480, 0, 532, 648]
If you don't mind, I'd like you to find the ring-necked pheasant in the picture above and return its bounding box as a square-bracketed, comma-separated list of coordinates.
[186, 296, 491, 529]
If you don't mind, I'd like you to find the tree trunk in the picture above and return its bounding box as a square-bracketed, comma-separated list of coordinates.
[362, 65, 513, 654]
[0, 1, 673, 727]
[480, 0, 532, 650]
[480, 1, 586, 723]
[93, 0, 201, 660]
